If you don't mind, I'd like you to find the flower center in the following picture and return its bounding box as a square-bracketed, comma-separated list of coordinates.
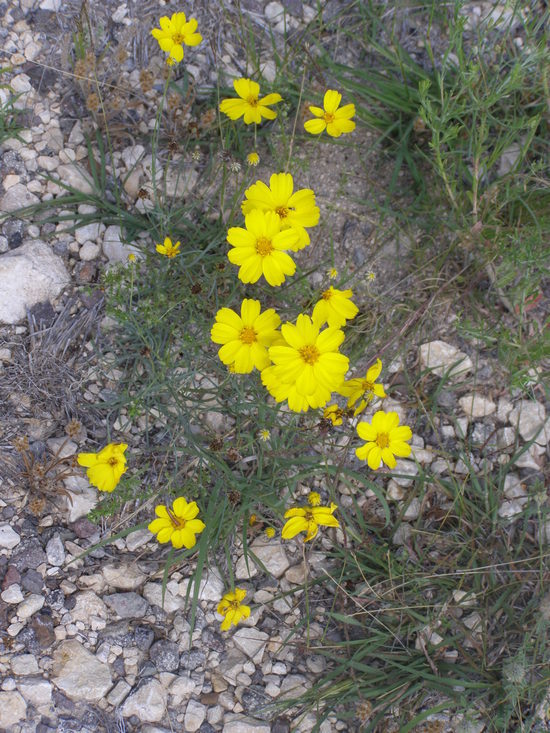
[299, 344, 320, 365]
[108, 457, 119, 466]
[166, 508, 185, 529]
[240, 326, 257, 345]
[361, 380, 374, 393]
[376, 433, 389, 449]
[256, 237, 273, 256]
[228, 599, 241, 611]
[247, 95, 259, 107]
[275, 206, 289, 219]
[324, 112, 335, 124]
[321, 288, 333, 301]
[171, 33, 185, 44]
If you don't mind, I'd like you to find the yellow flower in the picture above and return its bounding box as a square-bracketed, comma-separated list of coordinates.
[156, 237, 181, 258]
[323, 404, 344, 426]
[211, 299, 281, 373]
[282, 501, 339, 542]
[148, 497, 206, 549]
[242, 172, 320, 251]
[249, 514, 258, 526]
[265, 527, 276, 538]
[261, 314, 349, 413]
[227, 210, 298, 287]
[127, 253, 136, 263]
[328, 267, 338, 280]
[77, 443, 128, 493]
[247, 151, 260, 166]
[151, 12, 202, 63]
[308, 491, 321, 506]
[367, 270, 376, 281]
[217, 588, 251, 631]
[355, 410, 412, 470]
[304, 89, 356, 138]
[220, 78, 282, 125]
[339, 359, 386, 415]
[259, 428, 271, 442]
[312, 286, 359, 328]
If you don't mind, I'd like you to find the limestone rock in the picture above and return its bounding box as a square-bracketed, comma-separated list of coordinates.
[509, 400, 549, 446]
[223, 716, 270, 733]
[143, 582, 185, 612]
[102, 225, 140, 263]
[57, 163, 94, 194]
[52, 640, 112, 701]
[102, 562, 146, 591]
[458, 394, 496, 418]
[184, 699, 206, 731]
[0, 183, 39, 212]
[61, 476, 97, 521]
[419, 340, 473, 378]
[0, 240, 69, 324]
[233, 627, 269, 663]
[179, 568, 225, 602]
[70, 590, 108, 623]
[121, 679, 167, 722]
[0, 691, 27, 727]
[0, 524, 21, 549]
[237, 538, 290, 579]
[17, 677, 52, 706]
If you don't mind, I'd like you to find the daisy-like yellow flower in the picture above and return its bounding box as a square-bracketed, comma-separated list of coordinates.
[312, 286, 359, 328]
[77, 443, 128, 493]
[323, 404, 344, 426]
[156, 237, 181, 258]
[308, 491, 321, 506]
[247, 151, 260, 167]
[151, 12, 202, 63]
[220, 78, 282, 125]
[211, 299, 281, 373]
[304, 90, 356, 138]
[261, 314, 349, 413]
[265, 527, 276, 539]
[328, 267, 338, 280]
[259, 428, 271, 442]
[339, 358, 386, 415]
[242, 172, 320, 251]
[148, 497, 206, 549]
[355, 410, 412, 470]
[282, 501, 339, 542]
[227, 210, 298, 287]
[217, 588, 251, 631]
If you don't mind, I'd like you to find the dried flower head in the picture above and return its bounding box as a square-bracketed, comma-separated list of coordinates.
[86, 93, 100, 112]
[139, 69, 155, 93]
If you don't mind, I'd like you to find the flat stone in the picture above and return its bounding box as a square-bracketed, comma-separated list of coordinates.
[17, 593, 45, 619]
[179, 569, 225, 602]
[102, 225, 140, 263]
[391, 459, 419, 487]
[71, 590, 108, 623]
[46, 436, 77, 458]
[223, 717, 270, 733]
[62, 476, 98, 521]
[386, 480, 405, 501]
[419, 340, 473, 378]
[184, 699, 206, 731]
[17, 677, 52, 706]
[458, 394, 496, 418]
[57, 164, 94, 194]
[75, 222, 101, 245]
[121, 679, 167, 722]
[0, 183, 39, 213]
[233, 628, 269, 663]
[498, 499, 528, 518]
[143, 582, 185, 612]
[149, 640, 180, 672]
[0, 524, 21, 549]
[509, 400, 549, 446]
[45, 535, 65, 566]
[403, 497, 422, 520]
[125, 528, 152, 551]
[0, 240, 69, 324]
[104, 592, 149, 618]
[11, 654, 39, 675]
[106, 679, 131, 706]
[237, 538, 290, 579]
[79, 241, 101, 261]
[102, 563, 146, 591]
[52, 640, 112, 702]
[0, 691, 27, 727]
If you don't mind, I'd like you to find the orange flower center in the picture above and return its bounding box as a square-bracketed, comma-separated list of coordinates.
[240, 326, 257, 344]
[171, 33, 185, 44]
[166, 507, 185, 529]
[376, 433, 389, 449]
[108, 457, 119, 466]
[275, 206, 289, 219]
[324, 112, 335, 124]
[321, 289, 333, 300]
[247, 95, 259, 107]
[299, 344, 320, 365]
[228, 599, 241, 611]
[256, 237, 273, 256]
[361, 380, 374, 393]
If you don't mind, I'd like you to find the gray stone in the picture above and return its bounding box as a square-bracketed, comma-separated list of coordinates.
[102, 562, 147, 590]
[106, 679, 131, 706]
[125, 528, 152, 551]
[179, 648, 205, 671]
[104, 592, 148, 618]
[61, 476, 97, 521]
[237, 538, 290, 579]
[1, 584, 24, 603]
[0, 240, 69, 324]
[45, 535, 65, 566]
[509, 400, 549, 446]
[11, 654, 39, 675]
[184, 699, 206, 731]
[52, 640, 112, 701]
[233, 628, 269, 663]
[143, 582, 185, 612]
[149, 640, 180, 672]
[71, 590, 108, 623]
[179, 569, 225, 602]
[46, 436, 77, 458]
[102, 225, 140, 263]
[17, 593, 45, 619]
[75, 222, 101, 245]
[17, 677, 52, 706]
[79, 241, 101, 261]
[0, 524, 21, 549]
[391, 459, 418, 487]
[458, 394, 496, 418]
[57, 164, 94, 194]
[419, 340, 473, 378]
[223, 716, 270, 733]
[121, 679, 167, 722]
[0, 183, 39, 213]
[0, 691, 27, 727]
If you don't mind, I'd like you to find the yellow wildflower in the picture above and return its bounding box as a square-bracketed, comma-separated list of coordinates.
[339, 359, 386, 415]
[247, 151, 260, 166]
[151, 12, 202, 63]
[355, 410, 412, 470]
[304, 89, 356, 138]
[242, 172, 319, 251]
[220, 78, 282, 125]
[77, 443, 128, 493]
[211, 299, 281, 373]
[259, 429, 271, 442]
[148, 497, 206, 549]
[312, 286, 359, 328]
[217, 588, 251, 631]
[227, 210, 298, 287]
[282, 501, 339, 542]
[367, 270, 376, 281]
[127, 253, 136, 263]
[265, 527, 276, 538]
[328, 267, 338, 280]
[323, 404, 344, 426]
[308, 491, 321, 506]
[156, 237, 181, 258]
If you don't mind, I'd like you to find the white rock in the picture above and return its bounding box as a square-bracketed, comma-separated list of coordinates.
[0, 524, 21, 549]
[121, 679, 167, 722]
[125, 528, 152, 551]
[11, 654, 39, 675]
[17, 593, 45, 619]
[102, 225, 140, 263]
[391, 459, 418, 487]
[512, 445, 541, 470]
[17, 677, 52, 706]
[121, 144, 145, 168]
[232, 628, 269, 663]
[265, 1, 285, 20]
[498, 500, 527, 518]
[223, 716, 270, 733]
[403, 497, 422, 520]
[0, 240, 69, 325]
[503, 475, 526, 500]
[458, 394, 496, 418]
[0, 691, 27, 727]
[143, 582, 185, 612]
[52, 640, 112, 702]
[61, 476, 97, 521]
[386, 480, 405, 501]
[45, 535, 66, 566]
[179, 569, 225, 602]
[247, 538, 290, 578]
[46, 436, 77, 458]
[102, 562, 146, 591]
[40, 0, 62, 9]
[419, 340, 473, 378]
[498, 143, 521, 176]
[497, 398, 513, 423]
[509, 400, 549, 446]
[184, 699, 206, 731]
[57, 164, 94, 194]
[79, 241, 101, 261]
[106, 679, 131, 706]
[169, 675, 196, 703]
[1, 585, 24, 604]
[70, 590, 108, 623]
[75, 221, 102, 245]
